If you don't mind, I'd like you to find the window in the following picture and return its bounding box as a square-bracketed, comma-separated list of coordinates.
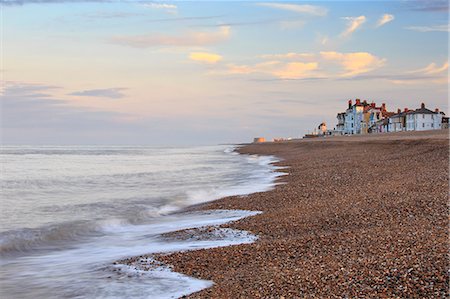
[422, 123, 425, 128]
[422, 114, 425, 119]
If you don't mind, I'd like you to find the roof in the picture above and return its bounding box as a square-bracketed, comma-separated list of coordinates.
[408, 107, 437, 115]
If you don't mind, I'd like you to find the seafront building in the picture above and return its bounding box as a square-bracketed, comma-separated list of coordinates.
[333, 100, 447, 135]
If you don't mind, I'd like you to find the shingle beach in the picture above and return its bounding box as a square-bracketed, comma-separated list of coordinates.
[155, 130, 448, 298]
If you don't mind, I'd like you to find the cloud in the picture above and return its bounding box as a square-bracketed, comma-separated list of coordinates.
[256, 3, 328, 16]
[272, 62, 319, 79]
[404, 24, 449, 32]
[189, 52, 223, 64]
[68, 88, 126, 99]
[405, 0, 449, 12]
[340, 15, 366, 37]
[220, 51, 386, 79]
[320, 51, 386, 76]
[140, 2, 177, 14]
[141, 3, 176, 10]
[225, 60, 319, 79]
[259, 52, 315, 60]
[407, 61, 449, 75]
[109, 26, 230, 48]
[376, 14, 394, 27]
[1, 81, 60, 96]
[1, 0, 110, 5]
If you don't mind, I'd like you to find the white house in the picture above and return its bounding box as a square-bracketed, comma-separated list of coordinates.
[406, 103, 443, 131]
[343, 99, 365, 134]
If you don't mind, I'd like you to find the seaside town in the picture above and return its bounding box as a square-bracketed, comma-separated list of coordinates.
[254, 100, 448, 142]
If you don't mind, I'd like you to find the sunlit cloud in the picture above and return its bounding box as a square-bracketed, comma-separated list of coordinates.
[223, 60, 321, 80]
[256, 3, 328, 16]
[320, 51, 386, 77]
[69, 88, 126, 99]
[189, 52, 223, 64]
[376, 14, 394, 27]
[272, 62, 319, 79]
[404, 24, 450, 32]
[109, 26, 231, 48]
[340, 15, 366, 37]
[407, 61, 449, 75]
[221, 50, 386, 79]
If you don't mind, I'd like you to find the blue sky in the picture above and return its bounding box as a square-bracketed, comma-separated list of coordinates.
[1, 0, 448, 145]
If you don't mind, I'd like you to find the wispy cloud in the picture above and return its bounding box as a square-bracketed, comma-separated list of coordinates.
[407, 61, 449, 75]
[109, 26, 230, 48]
[1, 0, 110, 5]
[405, 0, 449, 12]
[259, 52, 314, 60]
[140, 2, 177, 14]
[340, 15, 366, 37]
[404, 24, 449, 32]
[69, 88, 126, 99]
[376, 14, 394, 28]
[189, 52, 223, 64]
[279, 20, 305, 30]
[320, 51, 386, 77]
[256, 3, 328, 17]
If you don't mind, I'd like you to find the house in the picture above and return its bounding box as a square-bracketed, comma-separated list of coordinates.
[405, 103, 443, 131]
[406, 103, 443, 131]
[344, 99, 367, 134]
[334, 99, 445, 135]
[389, 108, 413, 132]
[335, 112, 345, 135]
[442, 116, 449, 129]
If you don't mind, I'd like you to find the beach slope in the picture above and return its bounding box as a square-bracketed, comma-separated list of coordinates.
[158, 130, 449, 298]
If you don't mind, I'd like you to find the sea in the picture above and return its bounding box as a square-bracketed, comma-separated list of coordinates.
[0, 145, 282, 298]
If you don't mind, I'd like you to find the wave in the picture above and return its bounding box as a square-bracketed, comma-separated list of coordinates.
[1, 150, 285, 257]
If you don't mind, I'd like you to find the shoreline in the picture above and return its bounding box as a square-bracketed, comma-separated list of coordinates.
[152, 130, 448, 298]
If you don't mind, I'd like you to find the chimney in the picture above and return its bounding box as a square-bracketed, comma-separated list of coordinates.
[355, 99, 361, 105]
[397, 108, 401, 114]
[382, 103, 386, 111]
[435, 108, 439, 113]
[371, 102, 376, 108]
[348, 99, 352, 109]
[363, 100, 368, 105]
[421, 102, 425, 109]
[404, 108, 408, 112]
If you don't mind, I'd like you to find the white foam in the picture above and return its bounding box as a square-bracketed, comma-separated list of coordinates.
[0, 210, 261, 299]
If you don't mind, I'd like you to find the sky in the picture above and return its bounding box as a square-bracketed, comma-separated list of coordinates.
[1, 0, 449, 145]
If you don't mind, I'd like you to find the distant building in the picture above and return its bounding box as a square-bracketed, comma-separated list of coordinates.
[318, 122, 327, 135]
[253, 137, 266, 143]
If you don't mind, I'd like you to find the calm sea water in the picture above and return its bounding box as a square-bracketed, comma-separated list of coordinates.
[0, 145, 280, 298]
